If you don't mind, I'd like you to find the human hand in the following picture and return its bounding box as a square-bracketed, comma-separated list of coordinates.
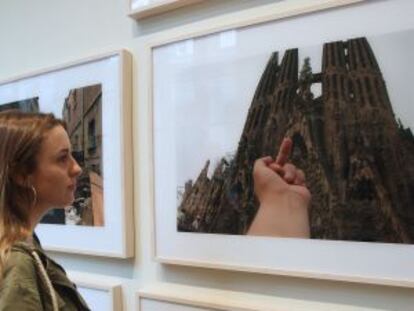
[253, 137, 311, 205]
[248, 137, 311, 238]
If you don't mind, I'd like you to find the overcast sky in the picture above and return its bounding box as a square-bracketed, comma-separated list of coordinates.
[154, 27, 414, 190]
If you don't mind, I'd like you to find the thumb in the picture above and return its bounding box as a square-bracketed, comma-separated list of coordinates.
[254, 156, 284, 183]
[254, 156, 273, 169]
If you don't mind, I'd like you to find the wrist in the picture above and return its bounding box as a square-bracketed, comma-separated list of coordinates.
[259, 191, 309, 211]
[248, 192, 310, 238]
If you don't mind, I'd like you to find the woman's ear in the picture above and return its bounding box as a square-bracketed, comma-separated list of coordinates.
[10, 168, 32, 188]
[11, 175, 27, 187]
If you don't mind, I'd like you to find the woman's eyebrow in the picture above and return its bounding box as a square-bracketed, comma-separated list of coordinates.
[58, 148, 70, 155]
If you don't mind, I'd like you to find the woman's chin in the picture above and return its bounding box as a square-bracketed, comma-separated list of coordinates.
[66, 195, 76, 205]
[59, 199, 75, 208]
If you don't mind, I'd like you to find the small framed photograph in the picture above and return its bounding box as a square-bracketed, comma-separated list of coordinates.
[128, 0, 204, 19]
[68, 271, 123, 311]
[144, 0, 414, 286]
[0, 50, 134, 258]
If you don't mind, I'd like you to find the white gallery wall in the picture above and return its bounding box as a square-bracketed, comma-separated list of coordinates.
[0, 0, 413, 310]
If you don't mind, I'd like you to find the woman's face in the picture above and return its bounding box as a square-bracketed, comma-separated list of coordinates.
[30, 125, 82, 210]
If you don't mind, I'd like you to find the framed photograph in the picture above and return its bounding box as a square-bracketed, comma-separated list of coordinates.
[146, 0, 414, 286]
[68, 271, 123, 311]
[0, 50, 134, 258]
[128, 0, 205, 19]
[137, 283, 358, 311]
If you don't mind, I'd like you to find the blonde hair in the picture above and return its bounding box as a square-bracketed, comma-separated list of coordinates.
[0, 110, 64, 278]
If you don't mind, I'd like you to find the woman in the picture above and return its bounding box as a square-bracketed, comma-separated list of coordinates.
[0, 111, 90, 310]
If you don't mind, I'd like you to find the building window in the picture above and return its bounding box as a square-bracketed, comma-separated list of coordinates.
[88, 119, 97, 153]
[73, 134, 79, 150]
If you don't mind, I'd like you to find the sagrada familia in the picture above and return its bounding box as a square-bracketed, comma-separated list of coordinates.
[177, 37, 414, 243]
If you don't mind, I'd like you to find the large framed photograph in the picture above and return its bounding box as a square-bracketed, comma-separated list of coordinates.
[68, 271, 123, 311]
[137, 283, 356, 311]
[128, 0, 204, 19]
[147, 0, 414, 286]
[0, 50, 134, 257]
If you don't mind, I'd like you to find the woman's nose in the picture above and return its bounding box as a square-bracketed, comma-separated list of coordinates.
[71, 158, 83, 176]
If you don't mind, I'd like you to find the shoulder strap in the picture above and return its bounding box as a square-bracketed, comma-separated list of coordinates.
[12, 240, 59, 311]
[31, 250, 59, 311]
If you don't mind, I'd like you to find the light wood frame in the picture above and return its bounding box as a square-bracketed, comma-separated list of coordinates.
[128, 0, 205, 19]
[68, 271, 123, 311]
[139, 0, 414, 287]
[0, 50, 134, 258]
[137, 283, 369, 311]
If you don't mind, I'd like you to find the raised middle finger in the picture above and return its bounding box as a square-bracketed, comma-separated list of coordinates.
[275, 137, 292, 166]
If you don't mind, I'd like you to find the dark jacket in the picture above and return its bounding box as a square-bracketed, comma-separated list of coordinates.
[0, 236, 90, 311]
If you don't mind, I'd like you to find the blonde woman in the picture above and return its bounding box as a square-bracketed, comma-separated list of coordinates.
[0, 111, 89, 310]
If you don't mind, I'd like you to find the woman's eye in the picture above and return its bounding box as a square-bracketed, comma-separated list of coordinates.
[58, 155, 69, 162]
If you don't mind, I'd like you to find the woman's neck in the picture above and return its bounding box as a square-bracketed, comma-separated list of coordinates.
[29, 204, 50, 232]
